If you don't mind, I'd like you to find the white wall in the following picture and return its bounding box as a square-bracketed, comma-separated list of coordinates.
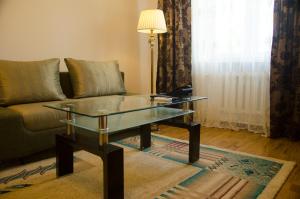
[0, 0, 158, 93]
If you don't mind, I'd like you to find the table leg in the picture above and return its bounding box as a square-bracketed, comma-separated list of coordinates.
[188, 123, 201, 163]
[140, 124, 151, 150]
[56, 135, 74, 176]
[101, 144, 124, 199]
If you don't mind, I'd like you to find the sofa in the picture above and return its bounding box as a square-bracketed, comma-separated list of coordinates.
[0, 58, 126, 161]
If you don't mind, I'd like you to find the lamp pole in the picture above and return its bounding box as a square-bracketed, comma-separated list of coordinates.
[149, 29, 155, 94]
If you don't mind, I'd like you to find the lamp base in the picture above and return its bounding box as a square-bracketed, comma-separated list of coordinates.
[151, 123, 160, 132]
[150, 94, 157, 101]
[150, 93, 171, 101]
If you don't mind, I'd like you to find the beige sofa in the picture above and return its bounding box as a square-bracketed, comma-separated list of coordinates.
[0, 58, 125, 161]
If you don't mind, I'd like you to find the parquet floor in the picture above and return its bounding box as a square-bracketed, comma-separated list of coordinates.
[156, 125, 300, 199]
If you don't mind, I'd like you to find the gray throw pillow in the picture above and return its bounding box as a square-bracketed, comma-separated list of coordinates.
[64, 58, 126, 98]
[0, 59, 66, 106]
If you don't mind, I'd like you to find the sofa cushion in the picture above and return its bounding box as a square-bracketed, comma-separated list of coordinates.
[0, 59, 66, 106]
[8, 101, 66, 131]
[64, 58, 126, 98]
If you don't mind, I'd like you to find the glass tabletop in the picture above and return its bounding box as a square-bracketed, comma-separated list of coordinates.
[44, 95, 207, 117]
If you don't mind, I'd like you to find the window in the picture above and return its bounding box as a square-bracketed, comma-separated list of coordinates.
[192, 0, 274, 135]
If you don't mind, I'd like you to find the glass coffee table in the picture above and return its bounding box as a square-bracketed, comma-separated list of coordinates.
[45, 95, 207, 199]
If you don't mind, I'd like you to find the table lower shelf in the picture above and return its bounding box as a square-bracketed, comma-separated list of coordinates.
[60, 107, 194, 134]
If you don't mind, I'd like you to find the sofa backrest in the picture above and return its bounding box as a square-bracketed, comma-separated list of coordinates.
[59, 72, 74, 98]
[59, 72, 124, 98]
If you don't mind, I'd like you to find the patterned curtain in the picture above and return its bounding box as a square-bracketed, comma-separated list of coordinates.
[156, 0, 191, 94]
[270, 0, 300, 140]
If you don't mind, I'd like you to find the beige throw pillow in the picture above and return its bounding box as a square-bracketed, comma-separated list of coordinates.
[0, 59, 66, 106]
[64, 58, 126, 98]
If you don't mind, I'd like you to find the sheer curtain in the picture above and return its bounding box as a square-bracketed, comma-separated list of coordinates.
[192, 0, 274, 135]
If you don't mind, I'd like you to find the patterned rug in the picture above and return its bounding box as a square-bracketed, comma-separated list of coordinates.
[0, 134, 295, 199]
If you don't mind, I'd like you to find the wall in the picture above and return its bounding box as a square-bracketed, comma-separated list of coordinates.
[0, 0, 158, 93]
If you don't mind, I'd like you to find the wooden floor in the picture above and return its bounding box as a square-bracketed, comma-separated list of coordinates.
[156, 125, 300, 199]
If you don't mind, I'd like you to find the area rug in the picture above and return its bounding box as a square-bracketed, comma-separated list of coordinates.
[0, 134, 295, 199]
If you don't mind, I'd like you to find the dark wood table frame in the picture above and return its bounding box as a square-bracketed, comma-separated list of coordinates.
[56, 121, 201, 199]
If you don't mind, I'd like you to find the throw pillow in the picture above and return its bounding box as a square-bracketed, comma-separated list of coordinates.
[64, 58, 126, 98]
[0, 58, 66, 106]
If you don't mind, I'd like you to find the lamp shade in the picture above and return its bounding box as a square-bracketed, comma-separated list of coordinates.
[137, 9, 167, 34]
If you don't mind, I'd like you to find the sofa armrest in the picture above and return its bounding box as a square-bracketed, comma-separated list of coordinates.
[0, 107, 25, 130]
[0, 107, 25, 160]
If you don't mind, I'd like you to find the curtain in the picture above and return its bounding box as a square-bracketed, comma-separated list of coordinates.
[156, 0, 192, 94]
[192, 0, 274, 135]
[270, 0, 300, 140]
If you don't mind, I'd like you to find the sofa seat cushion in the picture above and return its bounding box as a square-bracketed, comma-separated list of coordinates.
[8, 101, 66, 131]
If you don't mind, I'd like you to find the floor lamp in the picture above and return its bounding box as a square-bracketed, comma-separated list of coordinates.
[137, 9, 167, 95]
